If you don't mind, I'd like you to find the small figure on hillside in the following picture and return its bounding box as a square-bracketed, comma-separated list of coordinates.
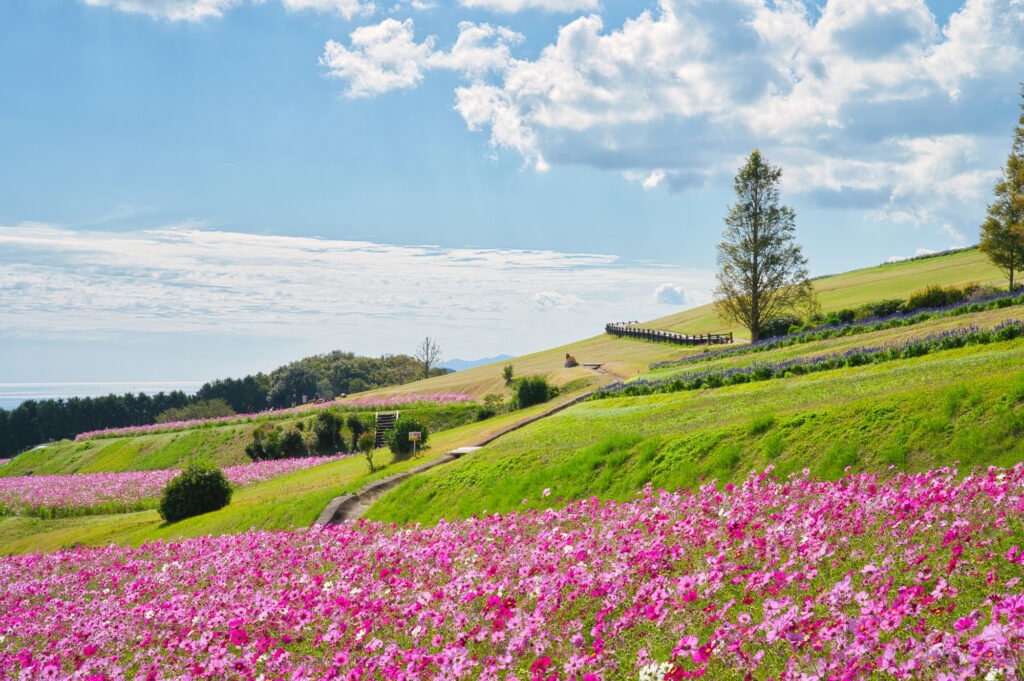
[564, 353, 579, 368]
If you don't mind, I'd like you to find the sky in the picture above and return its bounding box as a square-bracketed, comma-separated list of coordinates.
[1, 0, 1023, 384]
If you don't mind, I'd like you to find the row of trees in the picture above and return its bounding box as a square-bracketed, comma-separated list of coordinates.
[0, 350, 452, 459]
[712, 86, 1024, 341]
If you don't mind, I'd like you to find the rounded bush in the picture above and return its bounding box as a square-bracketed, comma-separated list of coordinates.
[158, 464, 232, 523]
[386, 417, 429, 458]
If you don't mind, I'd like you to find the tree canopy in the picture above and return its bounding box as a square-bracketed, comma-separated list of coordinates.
[714, 149, 813, 342]
[979, 86, 1024, 291]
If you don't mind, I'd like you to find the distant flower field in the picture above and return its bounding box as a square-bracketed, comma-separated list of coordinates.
[73, 394, 476, 441]
[0, 455, 351, 518]
[3, 465, 1024, 679]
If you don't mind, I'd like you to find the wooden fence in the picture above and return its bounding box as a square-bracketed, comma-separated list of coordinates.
[605, 322, 733, 346]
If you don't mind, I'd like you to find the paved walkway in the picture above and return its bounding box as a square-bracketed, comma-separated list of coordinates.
[315, 390, 594, 525]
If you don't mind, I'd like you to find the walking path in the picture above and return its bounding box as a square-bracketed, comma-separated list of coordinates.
[315, 390, 595, 525]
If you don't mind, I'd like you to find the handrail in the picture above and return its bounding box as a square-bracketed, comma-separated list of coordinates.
[605, 322, 733, 346]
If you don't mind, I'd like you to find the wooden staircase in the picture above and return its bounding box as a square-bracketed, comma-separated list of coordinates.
[374, 411, 399, 449]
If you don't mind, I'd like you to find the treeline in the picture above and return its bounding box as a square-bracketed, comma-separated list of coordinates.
[0, 351, 450, 458]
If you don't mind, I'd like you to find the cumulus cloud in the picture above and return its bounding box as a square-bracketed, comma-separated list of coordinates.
[314, 0, 1024, 237]
[0, 223, 714, 354]
[321, 19, 522, 97]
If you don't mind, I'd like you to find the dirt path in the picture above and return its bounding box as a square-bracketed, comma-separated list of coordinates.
[315, 390, 595, 525]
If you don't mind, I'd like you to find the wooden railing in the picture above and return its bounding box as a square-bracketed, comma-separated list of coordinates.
[605, 322, 733, 346]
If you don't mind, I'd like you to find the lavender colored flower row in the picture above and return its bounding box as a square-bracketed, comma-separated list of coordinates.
[0, 454, 352, 518]
[3, 464, 1024, 679]
[74, 394, 476, 442]
[652, 288, 1024, 370]
[599, 319, 1024, 398]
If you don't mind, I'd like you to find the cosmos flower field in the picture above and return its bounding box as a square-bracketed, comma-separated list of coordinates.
[3, 465, 1024, 680]
[0, 455, 351, 518]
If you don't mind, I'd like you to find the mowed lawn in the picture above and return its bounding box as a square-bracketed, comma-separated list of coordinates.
[368, 335, 1024, 526]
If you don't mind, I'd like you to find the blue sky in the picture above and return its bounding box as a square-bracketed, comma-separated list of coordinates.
[1, 0, 1023, 383]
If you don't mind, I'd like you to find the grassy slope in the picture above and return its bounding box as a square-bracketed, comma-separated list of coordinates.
[351, 249, 1006, 400]
[645, 248, 1005, 339]
[2, 424, 255, 477]
[0, 397, 577, 554]
[642, 305, 1024, 380]
[368, 336, 1024, 526]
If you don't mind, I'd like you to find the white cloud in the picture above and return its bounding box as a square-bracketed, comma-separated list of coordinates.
[0, 224, 714, 355]
[887, 247, 937, 263]
[80, 0, 375, 21]
[458, 0, 598, 12]
[653, 283, 693, 306]
[532, 290, 583, 309]
[81, 0, 240, 21]
[321, 19, 522, 97]
[281, 0, 375, 19]
[322, 0, 1017, 235]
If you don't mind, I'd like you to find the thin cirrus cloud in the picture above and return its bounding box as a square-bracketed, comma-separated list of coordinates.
[0, 223, 713, 353]
[458, 0, 598, 11]
[81, 0, 375, 20]
[322, 0, 1024, 236]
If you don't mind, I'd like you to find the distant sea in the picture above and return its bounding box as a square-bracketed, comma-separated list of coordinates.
[0, 382, 204, 411]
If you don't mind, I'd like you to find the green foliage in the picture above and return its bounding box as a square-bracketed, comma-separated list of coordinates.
[748, 413, 775, 436]
[313, 409, 346, 454]
[502, 364, 515, 384]
[346, 413, 367, 452]
[979, 85, 1024, 291]
[158, 464, 232, 523]
[244, 425, 307, 461]
[758, 314, 803, 339]
[512, 376, 557, 409]
[905, 284, 967, 312]
[714, 149, 813, 342]
[357, 431, 376, 472]
[155, 399, 235, 424]
[762, 433, 784, 459]
[386, 417, 429, 459]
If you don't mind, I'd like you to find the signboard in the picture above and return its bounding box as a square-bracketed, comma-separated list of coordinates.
[409, 431, 422, 441]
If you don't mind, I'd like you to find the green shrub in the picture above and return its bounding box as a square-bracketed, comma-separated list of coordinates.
[158, 464, 232, 523]
[905, 284, 965, 312]
[313, 409, 346, 454]
[758, 314, 803, 339]
[513, 376, 557, 409]
[502, 364, 515, 384]
[156, 399, 234, 424]
[476, 407, 496, 421]
[387, 417, 429, 459]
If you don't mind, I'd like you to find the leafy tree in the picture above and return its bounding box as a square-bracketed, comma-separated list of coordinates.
[414, 337, 443, 379]
[313, 409, 346, 454]
[714, 150, 813, 342]
[156, 399, 234, 424]
[358, 431, 377, 472]
[502, 364, 514, 384]
[980, 86, 1024, 291]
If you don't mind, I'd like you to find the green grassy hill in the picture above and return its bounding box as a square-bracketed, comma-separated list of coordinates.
[2, 247, 1017, 555]
[354, 248, 1006, 400]
[369, 333, 1024, 525]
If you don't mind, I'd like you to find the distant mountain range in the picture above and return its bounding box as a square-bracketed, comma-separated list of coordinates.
[442, 355, 514, 372]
